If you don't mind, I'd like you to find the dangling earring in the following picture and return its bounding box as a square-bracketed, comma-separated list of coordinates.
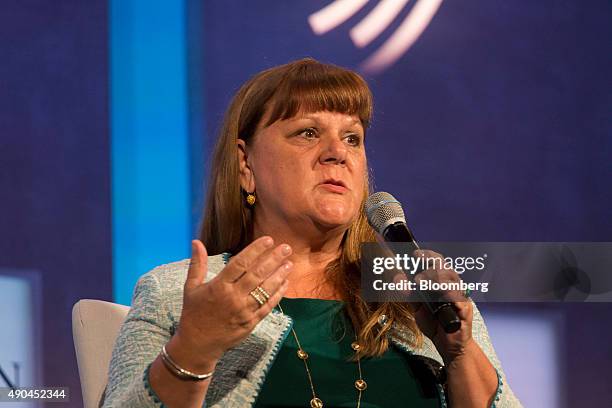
[246, 191, 256, 206]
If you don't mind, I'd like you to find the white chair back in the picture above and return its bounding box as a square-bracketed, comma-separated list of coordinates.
[72, 299, 130, 408]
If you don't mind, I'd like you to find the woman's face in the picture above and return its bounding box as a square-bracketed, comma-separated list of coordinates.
[239, 110, 367, 235]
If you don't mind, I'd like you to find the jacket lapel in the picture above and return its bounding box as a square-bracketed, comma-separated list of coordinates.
[387, 322, 444, 366]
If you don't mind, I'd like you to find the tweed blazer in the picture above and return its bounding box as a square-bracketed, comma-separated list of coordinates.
[103, 254, 522, 407]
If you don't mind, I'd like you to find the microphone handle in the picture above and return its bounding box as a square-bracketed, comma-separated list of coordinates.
[383, 222, 462, 334]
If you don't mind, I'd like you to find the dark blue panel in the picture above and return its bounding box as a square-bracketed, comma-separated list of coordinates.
[0, 1, 110, 404]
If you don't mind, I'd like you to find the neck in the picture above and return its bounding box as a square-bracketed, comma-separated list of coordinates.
[252, 217, 346, 300]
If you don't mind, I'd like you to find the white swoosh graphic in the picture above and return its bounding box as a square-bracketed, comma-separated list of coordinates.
[350, 0, 411, 48]
[308, 0, 369, 35]
[361, 0, 443, 73]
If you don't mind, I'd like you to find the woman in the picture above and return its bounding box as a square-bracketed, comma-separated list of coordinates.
[103, 58, 521, 407]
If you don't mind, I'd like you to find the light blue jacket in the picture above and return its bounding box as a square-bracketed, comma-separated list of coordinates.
[103, 254, 521, 407]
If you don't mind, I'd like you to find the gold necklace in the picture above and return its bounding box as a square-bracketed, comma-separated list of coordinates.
[276, 301, 367, 408]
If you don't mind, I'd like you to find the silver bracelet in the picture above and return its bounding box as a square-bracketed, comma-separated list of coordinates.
[160, 344, 214, 381]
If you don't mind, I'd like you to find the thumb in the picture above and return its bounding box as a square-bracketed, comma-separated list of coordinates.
[185, 239, 208, 290]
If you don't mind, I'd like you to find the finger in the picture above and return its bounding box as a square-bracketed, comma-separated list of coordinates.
[414, 271, 431, 286]
[414, 271, 458, 303]
[246, 261, 293, 312]
[414, 249, 444, 260]
[392, 273, 413, 302]
[452, 300, 472, 320]
[218, 236, 275, 283]
[413, 249, 448, 274]
[254, 279, 289, 320]
[234, 243, 292, 293]
[424, 267, 464, 301]
[438, 269, 465, 302]
[184, 240, 208, 290]
[417, 267, 463, 287]
[413, 248, 448, 269]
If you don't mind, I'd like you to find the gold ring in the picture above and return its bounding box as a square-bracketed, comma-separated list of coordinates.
[255, 285, 270, 300]
[249, 286, 268, 307]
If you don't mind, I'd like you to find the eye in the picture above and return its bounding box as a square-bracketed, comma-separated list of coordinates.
[298, 127, 318, 139]
[345, 134, 362, 146]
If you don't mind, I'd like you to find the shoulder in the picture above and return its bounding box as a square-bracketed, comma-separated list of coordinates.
[128, 253, 228, 321]
[141, 252, 228, 289]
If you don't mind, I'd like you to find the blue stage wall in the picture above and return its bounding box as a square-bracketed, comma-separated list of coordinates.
[0, 1, 111, 404]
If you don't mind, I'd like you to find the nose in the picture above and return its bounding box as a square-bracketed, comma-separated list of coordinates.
[319, 137, 347, 166]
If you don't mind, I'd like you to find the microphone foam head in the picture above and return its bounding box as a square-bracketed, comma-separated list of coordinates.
[365, 192, 406, 234]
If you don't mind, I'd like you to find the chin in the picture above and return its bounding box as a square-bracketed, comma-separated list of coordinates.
[314, 203, 356, 229]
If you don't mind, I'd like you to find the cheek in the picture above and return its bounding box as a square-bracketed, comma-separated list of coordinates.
[352, 155, 368, 193]
[274, 156, 311, 183]
[256, 153, 311, 196]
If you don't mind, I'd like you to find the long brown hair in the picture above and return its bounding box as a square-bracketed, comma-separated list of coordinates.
[199, 58, 422, 357]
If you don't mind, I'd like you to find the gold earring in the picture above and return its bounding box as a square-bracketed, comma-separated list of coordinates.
[246, 192, 256, 206]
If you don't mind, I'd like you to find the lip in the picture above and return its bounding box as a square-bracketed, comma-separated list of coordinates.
[319, 179, 348, 193]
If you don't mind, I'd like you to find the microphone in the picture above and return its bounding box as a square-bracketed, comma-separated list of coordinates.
[365, 191, 461, 333]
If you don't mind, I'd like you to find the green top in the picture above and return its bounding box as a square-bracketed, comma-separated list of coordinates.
[254, 298, 441, 408]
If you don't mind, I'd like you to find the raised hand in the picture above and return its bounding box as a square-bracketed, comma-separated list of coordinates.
[172, 236, 293, 370]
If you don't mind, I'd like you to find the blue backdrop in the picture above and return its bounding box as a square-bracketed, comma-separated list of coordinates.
[0, 0, 110, 403]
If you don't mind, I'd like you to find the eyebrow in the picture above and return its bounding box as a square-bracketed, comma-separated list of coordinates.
[287, 115, 362, 126]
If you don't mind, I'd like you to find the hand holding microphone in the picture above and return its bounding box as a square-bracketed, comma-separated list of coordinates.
[365, 192, 463, 334]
